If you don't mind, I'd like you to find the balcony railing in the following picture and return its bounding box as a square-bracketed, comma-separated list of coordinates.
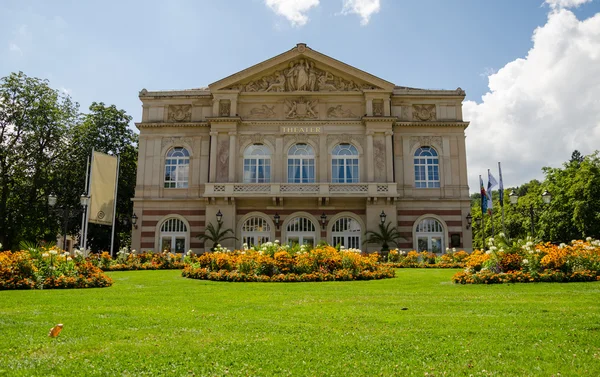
[204, 182, 397, 197]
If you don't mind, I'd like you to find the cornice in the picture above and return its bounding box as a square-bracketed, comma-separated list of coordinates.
[241, 120, 363, 127]
[135, 122, 209, 129]
[394, 121, 470, 128]
[362, 116, 398, 123]
[206, 117, 242, 124]
[138, 89, 211, 99]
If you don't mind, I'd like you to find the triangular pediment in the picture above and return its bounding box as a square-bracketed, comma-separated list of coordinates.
[209, 43, 395, 93]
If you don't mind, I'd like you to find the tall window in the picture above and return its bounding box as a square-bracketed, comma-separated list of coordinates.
[332, 143, 359, 183]
[164, 147, 190, 188]
[415, 218, 444, 253]
[414, 146, 440, 188]
[241, 217, 271, 247]
[331, 217, 361, 249]
[243, 144, 271, 183]
[286, 217, 316, 246]
[288, 144, 315, 183]
[160, 218, 188, 253]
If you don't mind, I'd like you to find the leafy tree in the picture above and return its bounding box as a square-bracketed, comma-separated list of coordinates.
[0, 72, 79, 250]
[197, 221, 237, 250]
[363, 222, 402, 252]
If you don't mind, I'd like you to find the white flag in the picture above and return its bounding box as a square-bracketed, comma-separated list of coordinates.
[88, 151, 118, 225]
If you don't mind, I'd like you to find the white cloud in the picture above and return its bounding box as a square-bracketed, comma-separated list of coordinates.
[464, 8, 600, 192]
[265, 0, 320, 27]
[545, 0, 592, 9]
[341, 0, 380, 26]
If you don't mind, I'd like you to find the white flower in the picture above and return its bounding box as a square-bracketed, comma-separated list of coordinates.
[452, 248, 457, 253]
[446, 248, 450, 253]
[274, 240, 280, 244]
[49, 250, 58, 256]
[63, 251, 69, 257]
[522, 259, 529, 265]
[528, 250, 534, 255]
[42, 252, 50, 258]
[66, 257, 72, 261]
[485, 250, 492, 255]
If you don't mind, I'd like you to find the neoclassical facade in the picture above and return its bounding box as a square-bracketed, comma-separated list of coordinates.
[131, 44, 472, 253]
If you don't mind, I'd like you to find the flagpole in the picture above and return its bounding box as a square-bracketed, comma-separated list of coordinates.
[109, 155, 120, 257]
[80, 154, 90, 249]
[498, 162, 505, 235]
[83, 148, 94, 251]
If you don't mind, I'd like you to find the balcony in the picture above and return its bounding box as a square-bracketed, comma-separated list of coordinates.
[203, 182, 397, 198]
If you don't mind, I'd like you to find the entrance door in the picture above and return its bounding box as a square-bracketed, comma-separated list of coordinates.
[286, 217, 316, 248]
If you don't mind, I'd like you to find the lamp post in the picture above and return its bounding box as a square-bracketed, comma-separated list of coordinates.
[320, 213, 327, 230]
[49, 193, 87, 251]
[273, 213, 280, 230]
[509, 189, 552, 236]
[466, 213, 473, 229]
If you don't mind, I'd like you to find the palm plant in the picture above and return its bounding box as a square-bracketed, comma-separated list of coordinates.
[196, 221, 237, 251]
[363, 222, 402, 253]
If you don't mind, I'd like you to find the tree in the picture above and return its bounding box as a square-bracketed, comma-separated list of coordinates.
[363, 222, 402, 252]
[0, 72, 79, 250]
[196, 221, 237, 251]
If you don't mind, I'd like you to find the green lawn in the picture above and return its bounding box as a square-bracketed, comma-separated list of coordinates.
[1, 269, 599, 376]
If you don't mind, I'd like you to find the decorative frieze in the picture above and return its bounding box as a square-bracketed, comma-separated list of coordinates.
[373, 140, 386, 173]
[327, 105, 356, 118]
[167, 105, 192, 122]
[161, 136, 193, 150]
[247, 105, 276, 118]
[410, 136, 443, 151]
[373, 101, 384, 117]
[412, 104, 436, 121]
[219, 100, 231, 117]
[216, 140, 229, 181]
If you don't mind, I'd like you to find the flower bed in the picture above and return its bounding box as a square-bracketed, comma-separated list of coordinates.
[0, 249, 113, 290]
[452, 236, 600, 284]
[182, 243, 395, 282]
[87, 249, 189, 271]
[383, 249, 468, 268]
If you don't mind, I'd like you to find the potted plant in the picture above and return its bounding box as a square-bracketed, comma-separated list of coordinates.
[363, 222, 402, 260]
[196, 221, 237, 251]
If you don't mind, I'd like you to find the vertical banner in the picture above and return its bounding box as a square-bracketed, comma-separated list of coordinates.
[88, 151, 118, 225]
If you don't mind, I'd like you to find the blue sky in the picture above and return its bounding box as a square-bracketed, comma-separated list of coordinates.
[2, 0, 599, 191]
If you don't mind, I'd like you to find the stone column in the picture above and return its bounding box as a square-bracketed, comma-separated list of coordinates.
[366, 131, 374, 182]
[385, 130, 394, 183]
[228, 132, 237, 182]
[209, 131, 218, 182]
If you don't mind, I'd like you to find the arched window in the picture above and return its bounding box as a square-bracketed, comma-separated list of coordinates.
[286, 217, 316, 246]
[164, 147, 190, 188]
[415, 218, 444, 253]
[332, 143, 359, 183]
[241, 217, 271, 247]
[160, 218, 188, 253]
[414, 146, 440, 188]
[331, 217, 361, 249]
[243, 144, 271, 183]
[288, 143, 315, 183]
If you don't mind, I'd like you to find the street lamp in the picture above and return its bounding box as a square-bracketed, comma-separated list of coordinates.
[48, 193, 87, 252]
[380, 210, 387, 224]
[273, 213, 280, 230]
[466, 213, 473, 229]
[320, 213, 327, 230]
[216, 210, 223, 223]
[509, 189, 552, 236]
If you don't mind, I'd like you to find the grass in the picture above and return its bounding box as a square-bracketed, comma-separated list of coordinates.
[0, 269, 599, 376]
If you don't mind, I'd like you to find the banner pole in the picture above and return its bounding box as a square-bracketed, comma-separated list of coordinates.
[83, 149, 94, 251]
[80, 154, 90, 250]
[109, 155, 120, 257]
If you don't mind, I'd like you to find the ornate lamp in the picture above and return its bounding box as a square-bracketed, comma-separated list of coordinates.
[380, 210, 387, 224]
[466, 213, 473, 229]
[320, 213, 327, 230]
[216, 210, 223, 223]
[273, 213, 280, 230]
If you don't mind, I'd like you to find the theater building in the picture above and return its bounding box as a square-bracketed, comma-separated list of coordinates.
[131, 43, 472, 253]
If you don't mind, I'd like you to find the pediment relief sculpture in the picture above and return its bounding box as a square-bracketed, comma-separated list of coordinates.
[225, 58, 379, 92]
[285, 98, 318, 119]
[412, 104, 437, 121]
[167, 105, 192, 122]
[327, 105, 356, 118]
